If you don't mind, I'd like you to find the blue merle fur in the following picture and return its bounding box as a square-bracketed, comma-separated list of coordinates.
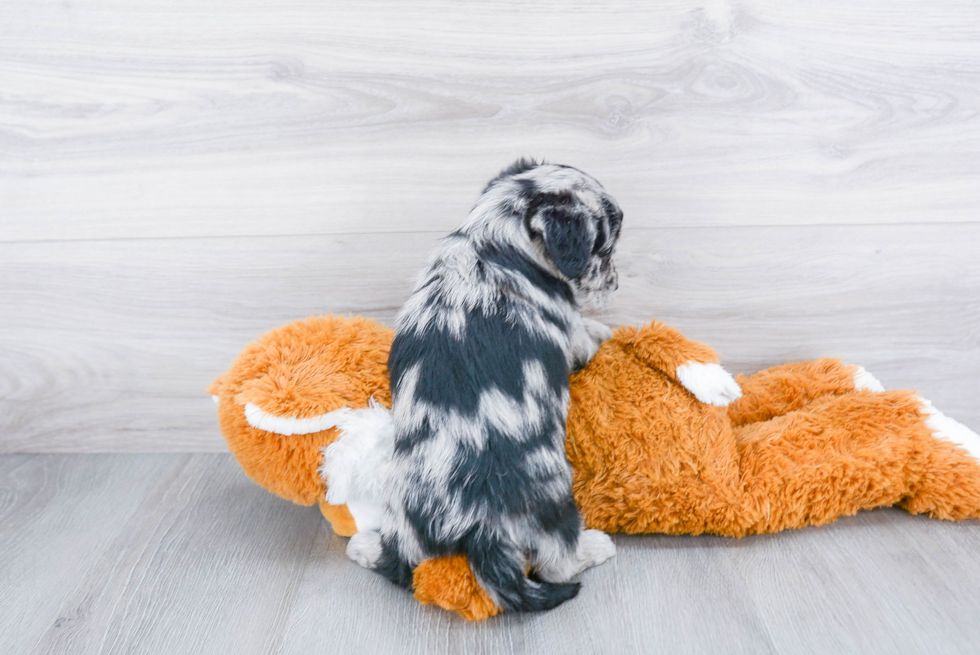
[370, 160, 621, 612]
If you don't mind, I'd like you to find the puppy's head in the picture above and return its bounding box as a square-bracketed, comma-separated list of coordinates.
[483, 159, 623, 306]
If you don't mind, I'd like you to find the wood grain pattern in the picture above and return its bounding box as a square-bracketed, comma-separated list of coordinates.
[29, 454, 321, 654]
[726, 511, 980, 653]
[0, 225, 980, 452]
[1, 223, 977, 452]
[4, 454, 980, 654]
[2, 0, 980, 240]
[0, 455, 174, 654]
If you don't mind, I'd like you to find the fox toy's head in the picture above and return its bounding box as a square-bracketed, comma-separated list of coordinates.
[209, 315, 393, 506]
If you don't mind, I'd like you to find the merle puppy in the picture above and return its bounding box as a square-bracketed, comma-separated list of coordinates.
[348, 159, 622, 612]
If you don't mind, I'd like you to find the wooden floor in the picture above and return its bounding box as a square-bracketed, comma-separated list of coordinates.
[2, 453, 980, 655]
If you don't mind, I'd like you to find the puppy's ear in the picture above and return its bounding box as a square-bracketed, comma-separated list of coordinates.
[539, 206, 593, 279]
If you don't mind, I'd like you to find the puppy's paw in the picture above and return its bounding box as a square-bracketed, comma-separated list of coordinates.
[570, 319, 611, 371]
[579, 529, 616, 568]
[582, 318, 614, 345]
[346, 531, 383, 569]
[676, 361, 742, 407]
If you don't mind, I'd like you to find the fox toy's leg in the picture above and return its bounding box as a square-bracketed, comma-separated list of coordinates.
[726, 358, 877, 428]
[730, 390, 980, 537]
[318, 502, 358, 537]
[899, 399, 980, 520]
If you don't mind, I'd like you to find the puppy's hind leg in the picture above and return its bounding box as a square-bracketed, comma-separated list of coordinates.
[346, 530, 382, 568]
[347, 531, 415, 589]
[531, 528, 616, 584]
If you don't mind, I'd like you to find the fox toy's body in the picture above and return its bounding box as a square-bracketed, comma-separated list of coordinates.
[211, 315, 980, 620]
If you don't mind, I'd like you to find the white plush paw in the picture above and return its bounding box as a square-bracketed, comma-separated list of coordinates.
[919, 397, 980, 463]
[583, 318, 614, 345]
[853, 366, 886, 392]
[676, 362, 743, 407]
[579, 529, 616, 567]
[346, 531, 383, 569]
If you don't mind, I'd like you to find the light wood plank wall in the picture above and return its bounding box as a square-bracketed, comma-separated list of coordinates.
[1, 0, 978, 451]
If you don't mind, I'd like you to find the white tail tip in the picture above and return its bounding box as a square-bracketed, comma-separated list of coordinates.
[919, 397, 980, 463]
[853, 367, 885, 392]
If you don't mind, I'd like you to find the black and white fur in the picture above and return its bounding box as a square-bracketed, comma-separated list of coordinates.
[348, 160, 622, 612]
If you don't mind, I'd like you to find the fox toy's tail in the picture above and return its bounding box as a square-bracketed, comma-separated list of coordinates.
[733, 388, 980, 536]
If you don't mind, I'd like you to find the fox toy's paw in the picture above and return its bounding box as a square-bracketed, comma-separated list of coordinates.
[676, 362, 743, 407]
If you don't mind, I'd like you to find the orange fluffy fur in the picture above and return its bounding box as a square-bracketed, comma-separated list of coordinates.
[211, 316, 980, 621]
[208, 315, 392, 505]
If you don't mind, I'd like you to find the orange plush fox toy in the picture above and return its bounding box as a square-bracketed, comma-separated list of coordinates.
[209, 315, 980, 621]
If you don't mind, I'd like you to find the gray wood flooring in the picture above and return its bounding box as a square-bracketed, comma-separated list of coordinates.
[3, 453, 980, 655]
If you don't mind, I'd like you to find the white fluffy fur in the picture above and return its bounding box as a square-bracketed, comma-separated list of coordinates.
[533, 529, 617, 583]
[919, 397, 980, 463]
[853, 366, 886, 392]
[347, 531, 383, 569]
[318, 400, 394, 533]
[676, 361, 743, 407]
[239, 398, 395, 534]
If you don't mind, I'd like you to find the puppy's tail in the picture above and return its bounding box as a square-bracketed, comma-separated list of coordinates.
[466, 532, 580, 612]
